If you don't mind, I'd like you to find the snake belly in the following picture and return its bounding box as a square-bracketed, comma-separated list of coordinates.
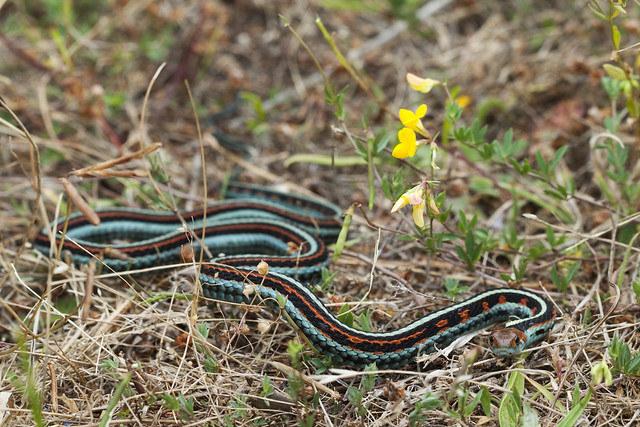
[34, 184, 555, 369]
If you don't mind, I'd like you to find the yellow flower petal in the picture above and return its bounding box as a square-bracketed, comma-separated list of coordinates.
[399, 109, 416, 127]
[406, 73, 425, 87]
[456, 95, 471, 108]
[391, 194, 410, 213]
[412, 201, 426, 228]
[392, 142, 413, 159]
[393, 128, 417, 159]
[398, 127, 416, 145]
[406, 73, 440, 93]
[399, 106, 428, 137]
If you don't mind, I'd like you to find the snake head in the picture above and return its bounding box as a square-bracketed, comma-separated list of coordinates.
[489, 327, 528, 356]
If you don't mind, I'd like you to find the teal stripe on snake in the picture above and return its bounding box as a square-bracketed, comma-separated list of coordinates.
[35, 184, 555, 368]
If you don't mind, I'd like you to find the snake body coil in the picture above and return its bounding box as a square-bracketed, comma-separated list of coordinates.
[35, 184, 555, 368]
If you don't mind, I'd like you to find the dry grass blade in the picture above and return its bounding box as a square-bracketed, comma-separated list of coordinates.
[71, 142, 162, 178]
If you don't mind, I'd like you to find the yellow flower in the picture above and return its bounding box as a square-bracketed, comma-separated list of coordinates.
[392, 105, 430, 159]
[392, 128, 417, 159]
[406, 73, 441, 94]
[399, 104, 429, 138]
[456, 95, 471, 108]
[391, 184, 427, 228]
[391, 182, 441, 228]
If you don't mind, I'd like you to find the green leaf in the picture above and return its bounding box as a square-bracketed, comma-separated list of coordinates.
[566, 261, 581, 283]
[346, 386, 364, 407]
[627, 355, 640, 375]
[261, 375, 274, 400]
[498, 392, 520, 427]
[374, 132, 392, 155]
[458, 212, 468, 232]
[587, 2, 607, 20]
[99, 372, 133, 427]
[367, 134, 375, 209]
[557, 386, 591, 427]
[276, 293, 287, 309]
[550, 266, 565, 292]
[333, 204, 352, 261]
[536, 150, 547, 174]
[479, 387, 491, 416]
[601, 76, 623, 101]
[548, 145, 568, 174]
[633, 276, 640, 303]
[362, 363, 377, 389]
[337, 303, 355, 327]
[197, 322, 209, 339]
[283, 154, 370, 167]
[464, 388, 485, 416]
[627, 98, 639, 118]
[510, 157, 531, 175]
[612, 25, 621, 50]
[358, 310, 372, 332]
[525, 376, 562, 410]
[603, 63, 627, 81]
[521, 401, 539, 427]
[545, 226, 557, 247]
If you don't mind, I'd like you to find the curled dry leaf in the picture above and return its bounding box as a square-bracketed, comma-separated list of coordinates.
[61, 177, 100, 226]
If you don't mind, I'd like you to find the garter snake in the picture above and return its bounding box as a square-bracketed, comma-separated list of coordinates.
[35, 184, 555, 368]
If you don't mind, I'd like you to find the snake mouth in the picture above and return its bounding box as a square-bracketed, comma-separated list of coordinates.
[491, 347, 518, 357]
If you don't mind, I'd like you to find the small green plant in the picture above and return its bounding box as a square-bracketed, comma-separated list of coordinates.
[99, 371, 133, 427]
[588, 0, 640, 214]
[441, 278, 469, 299]
[158, 393, 196, 422]
[260, 375, 274, 406]
[284, 340, 321, 424]
[285, 340, 309, 402]
[7, 335, 45, 427]
[99, 358, 122, 379]
[308, 355, 334, 373]
[498, 371, 534, 426]
[191, 323, 220, 373]
[336, 303, 372, 332]
[609, 335, 640, 376]
[240, 91, 268, 133]
[315, 267, 338, 293]
[451, 386, 491, 420]
[550, 261, 581, 293]
[346, 363, 377, 419]
[408, 392, 442, 427]
[228, 395, 249, 422]
[589, 1, 640, 117]
[454, 214, 484, 271]
[557, 384, 591, 427]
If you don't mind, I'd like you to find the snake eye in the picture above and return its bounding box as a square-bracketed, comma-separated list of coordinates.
[489, 335, 496, 346]
[513, 336, 522, 346]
